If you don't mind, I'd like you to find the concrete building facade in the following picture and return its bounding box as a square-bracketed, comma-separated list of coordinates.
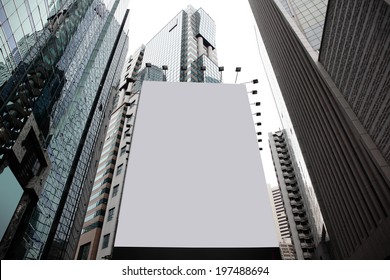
[269, 130, 324, 259]
[249, 0, 390, 259]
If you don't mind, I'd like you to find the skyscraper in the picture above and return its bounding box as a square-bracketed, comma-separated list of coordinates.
[75, 46, 145, 260]
[269, 130, 330, 259]
[140, 5, 220, 83]
[249, 0, 390, 259]
[0, 0, 130, 259]
[75, 5, 220, 260]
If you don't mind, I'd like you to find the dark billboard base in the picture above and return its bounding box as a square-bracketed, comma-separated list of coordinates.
[113, 247, 281, 260]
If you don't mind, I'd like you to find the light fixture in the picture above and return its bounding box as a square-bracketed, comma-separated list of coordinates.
[180, 66, 187, 82]
[162, 65, 168, 81]
[235, 67, 241, 83]
[256, 122, 262, 126]
[252, 90, 258, 95]
[200, 66, 206, 82]
[218, 66, 224, 82]
[240, 79, 259, 85]
[146, 62, 151, 79]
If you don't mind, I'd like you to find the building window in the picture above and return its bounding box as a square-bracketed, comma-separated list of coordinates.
[102, 234, 110, 249]
[32, 159, 42, 176]
[120, 146, 126, 156]
[107, 208, 115, 222]
[116, 164, 123, 175]
[112, 184, 119, 197]
[169, 17, 178, 32]
[77, 242, 91, 260]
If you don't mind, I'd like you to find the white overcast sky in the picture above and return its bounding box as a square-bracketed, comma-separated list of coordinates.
[126, 0, 283, 187]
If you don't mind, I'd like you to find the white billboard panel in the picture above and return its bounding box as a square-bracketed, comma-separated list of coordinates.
[115, 81, 278, 250]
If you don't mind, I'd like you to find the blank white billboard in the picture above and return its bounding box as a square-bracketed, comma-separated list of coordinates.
[115, 81, 278, 249]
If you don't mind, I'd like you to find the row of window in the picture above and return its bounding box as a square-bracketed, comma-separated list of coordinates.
[86, 184, 119, 219]
[79, 225, 114, 258]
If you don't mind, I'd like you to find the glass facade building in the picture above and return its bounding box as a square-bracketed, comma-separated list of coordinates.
[0, 0, 129, 259]
[278, 0, 327, 51]
[141, 5, 220, 83]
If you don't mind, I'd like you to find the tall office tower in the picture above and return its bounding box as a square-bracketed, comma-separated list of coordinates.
[75, 46, 145, 260]
[269, 186, 297, 260]
[75, 5, 223, 259]
[269, 130, 329, 259]
[0, 0, 130, 259]
[249, 0, 390, 259]
[141, 5, 220, 83]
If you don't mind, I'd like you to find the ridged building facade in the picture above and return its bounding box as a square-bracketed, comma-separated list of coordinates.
[249, 0, 390, 259]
